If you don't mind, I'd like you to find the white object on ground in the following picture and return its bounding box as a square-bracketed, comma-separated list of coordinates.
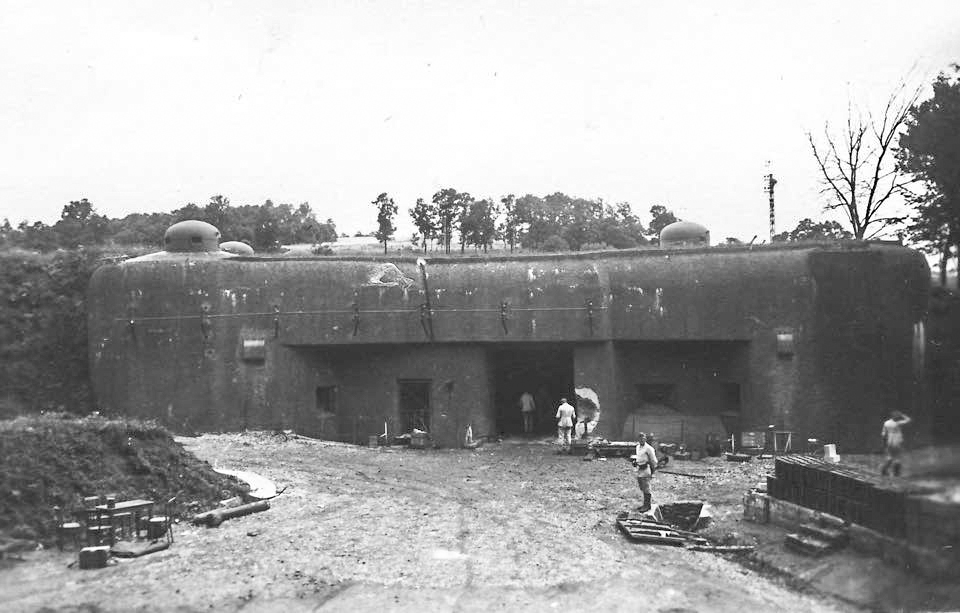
[214, 468, 277, 499]
[823, 444, 840, 463]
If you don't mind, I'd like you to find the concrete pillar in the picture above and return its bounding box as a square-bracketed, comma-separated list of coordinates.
[573, 342, 618, 439]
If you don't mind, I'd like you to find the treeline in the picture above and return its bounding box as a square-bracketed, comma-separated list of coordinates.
[0, 248, 112, 415]
[401, 190, 675, 254]
[0, 196, 338, 253]
[1, 191, 686, 255]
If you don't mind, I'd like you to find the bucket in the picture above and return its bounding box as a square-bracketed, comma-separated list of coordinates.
[368, 435, 379, 448]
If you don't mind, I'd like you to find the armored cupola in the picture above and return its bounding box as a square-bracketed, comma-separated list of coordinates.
[220, 241, 255, 256]
[164, 220, 222, 253]
[659, 221, 710, 248]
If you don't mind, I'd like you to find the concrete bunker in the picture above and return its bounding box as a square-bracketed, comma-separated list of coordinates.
[86, 221, 931, 452]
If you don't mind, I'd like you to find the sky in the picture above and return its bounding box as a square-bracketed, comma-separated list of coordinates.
[2, 0, 959, 242]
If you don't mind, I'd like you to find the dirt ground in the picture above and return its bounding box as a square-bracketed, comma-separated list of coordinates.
[0, 432, 946, 612]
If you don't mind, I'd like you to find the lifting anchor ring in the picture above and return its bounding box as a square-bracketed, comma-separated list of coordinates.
[273, 305, 281, 338]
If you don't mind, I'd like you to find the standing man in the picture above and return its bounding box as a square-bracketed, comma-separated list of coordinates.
[881, 410, 912, 477]
[634, 433, 659, 512]
[555, 397, 576, 451]
[519, 391, 536, 435]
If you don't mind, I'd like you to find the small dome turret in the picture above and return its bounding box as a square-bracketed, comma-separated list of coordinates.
[660, 221, 710, 248]
[164, 220, 222, 253]
[219, 241, 255, 256]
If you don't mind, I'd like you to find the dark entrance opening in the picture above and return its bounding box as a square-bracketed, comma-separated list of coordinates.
[398, 379, 431, 433]
[294, 385, 337, 439]
[491, 344, 574, 437]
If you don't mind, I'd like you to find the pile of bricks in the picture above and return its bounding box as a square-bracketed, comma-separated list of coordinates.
[767, 455, 936, 539]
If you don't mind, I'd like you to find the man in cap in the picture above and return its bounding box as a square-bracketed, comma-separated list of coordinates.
[633, 432, 659, 512]
[881, 410, 912, 477]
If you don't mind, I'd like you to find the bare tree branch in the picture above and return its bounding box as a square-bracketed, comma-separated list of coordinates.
[806, 80, 920, 239]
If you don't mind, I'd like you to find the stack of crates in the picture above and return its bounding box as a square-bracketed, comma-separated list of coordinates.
[768, 455, 925, 540]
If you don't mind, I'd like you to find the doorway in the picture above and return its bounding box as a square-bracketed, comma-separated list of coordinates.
[398, 379, 431, 433]
[294, 385, 337, 439]
[490, 344, 574, 436]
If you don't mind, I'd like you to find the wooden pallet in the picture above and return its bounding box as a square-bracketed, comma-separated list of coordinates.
[616, 518, 708, 547]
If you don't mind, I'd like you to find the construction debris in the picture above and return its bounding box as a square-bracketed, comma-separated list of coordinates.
[617, 516, 692, 546]
[111, 540, 170, 558]
[192, 500, 270, 528]
[658, 470, 707, 479]
[616, 505, 712, 547]
[78, 545, 111, 569]
[689, 545, 754, 553]
[657, 501, 713, 532]
[0, 538, 37, 560]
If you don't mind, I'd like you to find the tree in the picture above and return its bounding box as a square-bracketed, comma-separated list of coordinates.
[409, 197, 436, 253]
[454, 191, 475, 253]
[498, 194, 524, 253]
[55, 198, 108, 248]
[461, 198, 500, 253]
[808, 84, 921, 239]
[105, 212, 173, 247]
[315, 218, 338, 244]
[542, 234, 570, 251]
[431, 188, 466, 255]
[13, 220, 59, 252]
[253, 200, 282, 251]
[563, 197, 604, 250]
[372, 192, 397, 254]
[172, 202, 204, 223]
[647, 205, 679, 241]
[772, 218, 853, 242]
[898, 66, 960, 285]
[594, 202, 647, 249]
[204, 195, 231, 231]
[517, 192, 576, 250]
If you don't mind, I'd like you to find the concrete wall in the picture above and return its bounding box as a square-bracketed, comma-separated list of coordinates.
[87, 242, 930, 450]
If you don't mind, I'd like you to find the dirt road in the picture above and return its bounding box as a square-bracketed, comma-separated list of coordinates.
[0, 433, 854, 612]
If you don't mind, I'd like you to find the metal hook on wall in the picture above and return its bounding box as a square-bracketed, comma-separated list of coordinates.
[417, 259, 434, 341]
[200, 303, 212, 340]
[352, 293, 361, 337]
[585, 299, 595, 336]
[500, 300, 510, 335]
[420, 303, 434, 341]
[273, 305, 281, 338]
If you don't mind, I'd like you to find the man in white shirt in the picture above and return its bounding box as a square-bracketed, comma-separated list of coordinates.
[555, 398, 576, 451]
[634, 433, 659, 512]
[881, 410, 911, 477]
